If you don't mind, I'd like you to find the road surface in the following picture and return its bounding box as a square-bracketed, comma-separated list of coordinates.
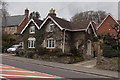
[1, 54, 115, 80]
[1, 64, 63, 80]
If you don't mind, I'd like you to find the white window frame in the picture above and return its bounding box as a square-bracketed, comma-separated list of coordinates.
[46, 39, 55, 48]
[29, 26, 35, 34]
[10, 27, 15, 32]
[28, 40, 35, 48]
[47, 23, 54, 32]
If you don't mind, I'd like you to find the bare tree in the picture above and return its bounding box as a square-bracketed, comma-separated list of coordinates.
[29, 11, 40, 19]
[70, 10, 107, 24]
[0, 0, 9, 17]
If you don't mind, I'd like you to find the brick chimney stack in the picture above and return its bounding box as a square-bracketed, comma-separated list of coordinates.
[24, 8, 29, 18]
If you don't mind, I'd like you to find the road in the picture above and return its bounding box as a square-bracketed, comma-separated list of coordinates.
[1, 55, 115, 80]
[1, 64, 62, 80]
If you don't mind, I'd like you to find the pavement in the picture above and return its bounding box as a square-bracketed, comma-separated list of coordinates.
[1, 53, 119, 79]
[73, 59, 97, 68]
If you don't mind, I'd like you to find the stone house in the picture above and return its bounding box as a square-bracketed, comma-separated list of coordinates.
[20, 9, 97, 58]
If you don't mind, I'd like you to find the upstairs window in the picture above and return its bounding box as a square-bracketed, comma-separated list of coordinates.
[47, 23, 54, 32]
[46, 39, 55, 48]
[10, 27, 15, 32]
[30, 26, 35, 34]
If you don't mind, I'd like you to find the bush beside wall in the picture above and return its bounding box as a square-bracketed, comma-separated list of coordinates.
[15, 48, 84, 64]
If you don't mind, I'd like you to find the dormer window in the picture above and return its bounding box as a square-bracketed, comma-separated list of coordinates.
[30, 26, 35, 34]
[47, 23, 54, 32]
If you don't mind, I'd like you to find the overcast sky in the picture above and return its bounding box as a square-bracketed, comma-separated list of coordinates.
[4, 0, 120, 20]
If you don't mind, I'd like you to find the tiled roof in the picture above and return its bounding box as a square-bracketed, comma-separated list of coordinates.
[73, 20, 90, 30]
[97, 14, 118, 35]
[33, 18, 43, 26]
[51, 16, 90, 30]
[2, 15, 25, 27]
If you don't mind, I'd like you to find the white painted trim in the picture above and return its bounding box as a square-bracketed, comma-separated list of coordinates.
[39, 16, 92, 32]
[39, 16, 64, 30]
[96, 14, 119, 30]
[20, 19, 40, 34]
[65, 29, 86, 31]
[91, 22, 98, 37]
[0, 74, 59, 78]
[86, 22, 97, 37]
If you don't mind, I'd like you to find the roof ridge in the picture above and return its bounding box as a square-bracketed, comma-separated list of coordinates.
[4, 15, 25, 18]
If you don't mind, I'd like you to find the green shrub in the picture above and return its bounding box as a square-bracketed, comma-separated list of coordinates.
[49, 48, 62, 56]
[15, 49, 36, 58]
[70, 46, 79, 56]
[15, 49, 26, 57]
[51, 48, 62, 53]
[74, 56, 84, 62]
[103, 44, 118, 58]
[25, 50, 35, 58]
[36, 47, 50, 55]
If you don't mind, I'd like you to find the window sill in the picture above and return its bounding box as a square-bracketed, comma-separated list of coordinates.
[30, 32, 35, 34]
[46, 47, 55, 49]
[28, 47, 35, 48]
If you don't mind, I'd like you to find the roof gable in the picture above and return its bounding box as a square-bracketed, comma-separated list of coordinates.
[86, 22, 97, 37]
[20, 18, 42, 34]
[96, 14, 118, 35]
[39, 15, 91, 31]
[97, 14, 119, 30]
[39, 16, 64, 30]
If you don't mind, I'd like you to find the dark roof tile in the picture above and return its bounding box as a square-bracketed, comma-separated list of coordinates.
[51, 16, 90, 30]
[33, 18, 43, 26]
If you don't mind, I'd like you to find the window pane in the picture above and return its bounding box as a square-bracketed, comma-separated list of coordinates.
[28, 40, 35, 48]
[46, 40, 49, 47]
[31, 41, 33, 47]
[33, 41, 35, 47]
[46, 39, 55, 48]
[49, 40, 52, 47]
[52, 40, 54, 47]
[30, 26, 35, 33]
[48, 24, 54, 32]
[28, 41, 30, 48]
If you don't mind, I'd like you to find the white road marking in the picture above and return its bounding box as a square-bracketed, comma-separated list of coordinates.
[0, 74, 60, 78]
[0, 67, 15, 68]
[2, 70, 36, 73]
[0, 76, 6, 78]
[0, 64, 62, 79]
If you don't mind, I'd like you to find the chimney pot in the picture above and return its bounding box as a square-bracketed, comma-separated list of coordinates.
[48, 8, 56, 16]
